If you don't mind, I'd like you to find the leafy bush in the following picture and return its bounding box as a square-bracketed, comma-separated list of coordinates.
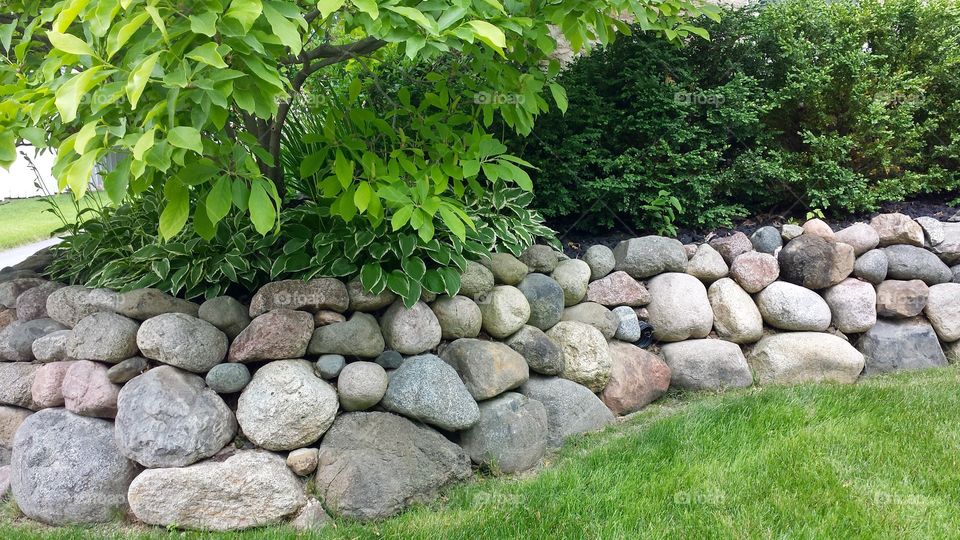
[519, 0, 960, 233]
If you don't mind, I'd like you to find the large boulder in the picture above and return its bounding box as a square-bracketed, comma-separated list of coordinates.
[801, 218, 835, 240]
[729, 252, 779, 293]
[853, 249, 888, 284]
[834, 223, 880, 255]
[11, 409, 140, 525]
[89, 288, 199, 320]
[459, 392, 548, 473]
[883, 245, 952, 285]
[15, 282, 64, 321]
[876, 279, 929, 318]
[870, 213, 924, 247]
[484, 253, 529, 285]
[504, 325, 565, 375]
[44, 285, 100, 328]
[747, 333, 865, 385]
[613, 236, 687, 278]
[346, 279, 397, 312]
[0, 318, 67, 361]
[30, 329, 70, 362]
[61, 360, 120, 418]
[660, 339, 752, 391]
[430, 295, 482, 339]
[380, 301, 442, 355]
[582, 245, 616, 280]
[249, 278, 348, 316]
[645, 273, 713, 342]
[822, 278, 878, 334]
[137, 313, 228, 373]
[858, 318, 947, 376]
[547, 321, 612, 392]
[750, 226, 782, 254]
[197, 296, 251, 339]
[550, 259, 591, 306]
[115, 366, 237, 468]
[380, 354, 479, 431]
[0, 405, 32, 465]
[520, 244, 562, 274]
[308, 312, 385, 358]
[228, 309, 313, 362]
[337, 361, 388, 411]
[778, 235, 855, 289]
[128, 450, 305, 531]
[755, 282, 832, 331]
[708, 278, 763, 344]
[440, 339, 529, 400]
[586, 271, 651, 307]
[315, 412, 471, 520]
[477, 286, 531, 338]
[236, 360, 338, 450]
[0, 278, 47, 309]
[709, 232, 754, 265]
[685, 244, 728, 283]
[518, 376, 614, 447]
[30, 361, 74, 408]
[600, 342, 670, 415]
[517, 273, 565, 330]
[459, 261, 495, 299]
[561, 302, 620, 340]
[925, 283, 960, 342]
[66, 312, 140, 362]
[0, 363, 40, 409]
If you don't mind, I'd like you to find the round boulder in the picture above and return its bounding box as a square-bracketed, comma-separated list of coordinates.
[600, 342, 671, 415]
[685, 244, 728, 283]
[518, 376, 614, 447]
[547, 321, 612, 392]
[379, 301, 442, 355]
[0, 318, 67, 361]
[613, 236, 687, 278]
[248, 278, 348, 316]
[485, 252, 529, 285]
[137, 313, 228, 373]
[708, 278, 763, 344]
[834, 222, 880, 256]
[755, 282, 832, 331]
[505, 325, 565, 375]
[337, 361, 388, 411]
[459, 261, 495, 299]
[660, 339, 752, 391]
[551, 259, 591, 306]
[516, 273, 564, 330]
[876, 279, 929, 318]
[477, 286, 531, 338]
[870, 213, 924, 247]
[750, 226, 782, 254]
[778, 235, 855, 290]
[645, 273, 713, 342]
[459, 392, 548, 473]
[747, 332, 865, 385]
[923, 283, 960, 342]
[197, 296, 251, 339]
[61, 360, 120, 418]
[44, 285, 100, 328]
[853, 249, 888, 284]
[520, 244, 561, 274]
[586, 271, 651, 307]
[205, 363, 251, 393]
[308, 312, 385, 358]
[822, 278, 877, 334]
[439, 339, 529, 400]
[884, 245, 952, 285]
[430, 295, 483, 340]
[228, 309, 313, 362]
[583, 244, 616, 280]
[729, 251, 779, 293]
[66, 312, 140, 363]
[561, 302, 619, 340]
[380, 354, 479, 431]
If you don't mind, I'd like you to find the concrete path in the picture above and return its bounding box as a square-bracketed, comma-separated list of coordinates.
[0, 238, 61, 269]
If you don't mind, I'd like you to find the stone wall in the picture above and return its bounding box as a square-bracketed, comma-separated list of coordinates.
[0, 211, 957, 531]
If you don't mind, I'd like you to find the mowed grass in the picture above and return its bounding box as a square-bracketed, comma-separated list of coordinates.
[3, 366, 960, 539]
[0, 194, 97, 250]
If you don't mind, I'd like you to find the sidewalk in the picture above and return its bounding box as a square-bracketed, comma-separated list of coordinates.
[0, 237, 61, 270]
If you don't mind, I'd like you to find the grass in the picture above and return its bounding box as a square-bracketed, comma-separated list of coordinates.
[4, 366, 960, 539]
[0, 194, 98, 250]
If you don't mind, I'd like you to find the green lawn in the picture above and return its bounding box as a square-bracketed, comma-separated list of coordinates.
[0, 194, 98, 251]
[4, 366, 960, 539]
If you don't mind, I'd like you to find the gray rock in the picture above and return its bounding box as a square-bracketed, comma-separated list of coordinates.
[315, 412, 471, 520]
[128, 450, 305, 531]
[876, 279, 929, 318]
[925, 283, 960, 342]
[89, 288, 199, 320]
[315, 354, 346, 380]
[0, 405, 31, 465]
[286, 448, 319, 476]
[477, 286, 531, 338]
[15, 282, 64, 321]
[106, 356, 149, 384]
[381, 354, 479, 431]
[600, 342, 670, 415]
[504, 325, 565, 375]
[583, 245, 616, 280]
[750, 226, 782, 254]
[485, 253, 529, 285]
[870, 213, 924, 247]
[854, 249, 889, 284]
[0, 318, 67, 361]
[440, 339, 529, 401]
[781, 224, 804, 241]
[380, 301, 442, 355]
[337, 361, 388, 411]
[249, 278, 348, 316]
[237, 360, 339, 450]
[709, 232, 754, 265]
[0, 278, 47, 309]
[228, 309, 313, 362]
[858, 318, 947, 376]
[755, 281, 832, 331]
[953, 265, 960, 283]
[519, 245, 561, 274]
[686, 244, 729, 282]
[547, 321, 612, 392]
[646, 273, 713, 342]
[561, 302, 619, 340]
[30, 329, 70, 362]
[551, 259, 591, 306]
[834, 222, 880, 256]
[660, 339, 752, 391]
[729, 251, 779, 293]
[516, 273, 564, 330]
[802, 218, 835, 239]
[460, 392, 548, 473]
[66, 312, 140, 363]
[43, 286, 100, 328]
[205, 363, 251, 393]
[0, 363, 40, 409]
[11, 409, 140, 525]
[915, 217, 945, 247]
[747, 332, 864, 385]
[586, 271, 651, 307]
[0, 464, 9, 499]
[308, 312, 385, 358]
[884, 244, 952, 285]
[518, 376, 614, 447]
[613, 236, 687, 278]
[430, 295, 483, 340]
[197, 296, 251, 339]
[931, 222, 960, 264]
[137, 313, 228, 373]
[346, 279, 397, 312]
[375, 350, 404, 370]
[612, 306, 643, 342]
[708, 278, 763, 344]
[116, 365, 236, 468]
[778, 235, 855, 289]
[822, 278, 877, 334]
[459, 260, 495, 299]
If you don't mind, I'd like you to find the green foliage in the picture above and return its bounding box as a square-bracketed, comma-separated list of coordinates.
[520, 0, 960, 233]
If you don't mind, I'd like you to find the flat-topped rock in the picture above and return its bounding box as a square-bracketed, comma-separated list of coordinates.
[249, 279, 349, 316]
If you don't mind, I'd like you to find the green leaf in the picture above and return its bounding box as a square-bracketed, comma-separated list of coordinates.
[226, 0, 263, 32]
[401, 256, 426, 281]
[47, 31, 96, 57]
[206, 176, 233, 223]
[354, 181, 373, 212]
[145, 6, 168, 41]
[386, 270, 412, 299]
[439, 206, 466, 241]
[351, 0, 378, 18]
[159, 178, 190, 240]
[549, 83, 568, 114]
[55, 66, 106, 123]
[439, 267, 461, 296]
[249, 179, 277, 234]
[385, 6, 435, 33]
[263, 2, 302, 55]
[0, 21, 16, 52]
[187, 43, 228, 68]
[168, 126, 203, 154]
[0, 131, 15, 168]
[334, 150, 354, 188]
[132, 127, 156, 160]
[107, 13, 150, 59]
[126, 52, 160, 109]
[360, 262, 384, 292]
[467, 20, 506, 52]
[190, 13, 218, 36]
[398, 234, 416, 258]
[103, 159, 130, 204]
[317, 0, 346, 19]
[74, 122, 98, 155]
[62, 151, 98, 197]
[391, 206, 413, 231]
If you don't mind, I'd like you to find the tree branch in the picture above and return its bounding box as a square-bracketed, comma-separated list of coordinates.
[280, 37, 387, 65]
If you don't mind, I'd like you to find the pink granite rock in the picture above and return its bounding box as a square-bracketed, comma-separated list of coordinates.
[61, 360, 120, 418]
[600, 342, 671, 416]
[30, 361, 76, 408]
[228, 309, 314, 362]
[586, 271, 651, 307]
[729, 252, 780, 293]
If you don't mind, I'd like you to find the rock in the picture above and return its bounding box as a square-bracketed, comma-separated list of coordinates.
[586, 271, 651, 307]
[228, 309, 313, 362]
[477, 286, 531, 338]
[876, 279, 929, 318]
[197, 296, 251, 339]
[137, 313, 228, 373]
[931, 223, 960, 264]
[30, 329, 70, 362]
[0, 318, 67, 361]
[612, 306, 643, 342]
[834, 222, 880, 256]
[379, 301, 442, 355]
[613, 236, 687, 278]
[116, 365, 236, 467]
[61, 360, 120, 418]
[518, 376, 614, 447]
[346, 279, 397, 312]
[308, 312, 385, 358]
[314, 310, 346, 326]
[561, 302, 619, 339]
[0, 363, 40, 409]
[755, 281, 832, 331]
[0, 465, 9, 499]
[90, 288, 200, 320]
[750, 226, 782, 254]
[375, 350, 404, 370]
[44, 286, 100, 328]
[822, 278, 877, 334]
[505, 325, 565, 375]
[686, 244, 729, 282]
[290, 498, 330, 531]
[249, 279, 348, 316]
[854, 249, 889, 284]
[583, 245, 616, 280]
[550, 259, 591, 306]
[15, 282, 64, 321]
[315, 412, 471, 520]
[485, 253, 529, 285]
[645, 273, 713, 342]
[660, 339, 752, 391]
[515, 274, 564, 331]
[380, 354, 479, 430]
[106, 356, 150, 384]
[30, 361, 74, 408]
[781, 224, 804, 240]
[778, 235, 855, 289]
[66, 312, 140, 363]
[600, 342, 670, 415]
[547, 321, 612, 392]
[11, 409, 140, 525]
[337, 361, 388, 411]
[801, 218, 835, 240]
[953, 265, 960, 284]
[459, 260, 495, 299]
[430, 295, 483, 339]
[237, 360, 339, 451]
[286, 448, 319, 476]
[128, 450, 305, 531]
[460, 392, 548, 473]
[858, 318, 947, 376]
[884, 245, 952, 285]
[0, 309, 14, 333]
[708, 278, 763, 344]
[440, 339, 529, 401]
[0, 269, 38, 284]
[729, 251, 779, 293]
[684, 244, 698, 259]
[709, 232, 754, 265]
[923, 283, 960, 342]
[315, 354, 346, 379]
[747, 332, 864, 384]
[205, 363, 251, 393]
[870, 213, 924, 247]
[0, 405, 31, 464]
[0, 278, 47, 308]
[520, 244, 561, 273]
